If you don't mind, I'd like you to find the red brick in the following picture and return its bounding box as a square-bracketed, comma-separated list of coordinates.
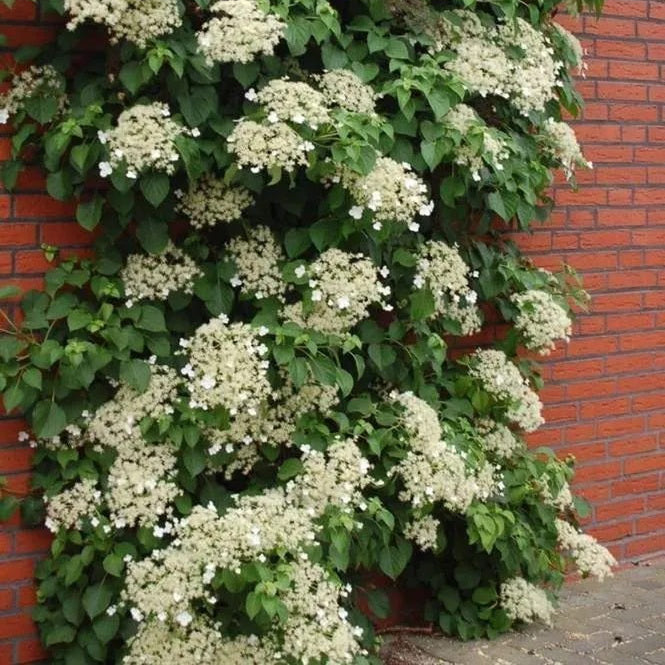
[0, 560, 35, 585]
[575, 461, 623, 483]
[14, 195, 75, 219]
[585, 16, 637, 36]
[0, 223, 37, 246]
[636, 513, 665, 535]
[588, 520, 633, 542]
[0, 588, 13, 612]
[0, 613, 35, 640]
[625, 453, 665, 475]
[0, 0, 36, 20]
[579, 397, 630, 420]
[609, 61, 660, 80]
[39, 222, 92, 246]
[3, 25, 56, 47]
[596, 39, 646, 60]
[15, 637, 48, 664]
[598, 416, 646, 439]
[610, 105, 659, 122]
[612, 473, 660, 497]
[626, 533, 665, 557]
[596, 497, 646, 522]
[14, 531, 51, 555]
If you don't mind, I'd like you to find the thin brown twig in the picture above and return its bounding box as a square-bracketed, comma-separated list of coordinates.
[377, 624, 435, 636]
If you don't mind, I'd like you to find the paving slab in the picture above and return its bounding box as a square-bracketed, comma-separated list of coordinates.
[381, 560, 665, 665]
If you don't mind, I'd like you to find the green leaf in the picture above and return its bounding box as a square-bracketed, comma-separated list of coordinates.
[182, 447, 206, 476]
[454, 563, 481, 590]
[0, 334, 25, 361]
[140, 172, 170, 207]
[76, 198, 103, 231]
[410, 289, 435, 320]
[24, 95, 59, 124]
[284, 228, 311, 258]
[245, 592, 262, 619]
[137, 218, 169, 254]
[119, 61, 150, 94]
[102, 553, 123, 577]
[378, 539, 412, 579]
[179, 86, 217, 126]
[366, 588, 390, 619]
[472, 586, 497, 605]
[288, 357, 308, 388]
[82, 584, 113, 619]
[23, 367, 42, 390]
[119, 359, 151, 392]
[47, 170, 73, 201]
[67, 309, 93, 331]
[335, 367, 354, 396]
[438, 585, 461, 613]
[487, 191, 509, 221]
[0, 496, 19, 521]
[233, 62, 260, 87]
[32, 400, 67, 438]
[137, 305, 166, 332]
[92, 614, 119, 644]
[385, 38, 409, 59]
[277, 458, 304, 481]
[45, 624, 77, 646]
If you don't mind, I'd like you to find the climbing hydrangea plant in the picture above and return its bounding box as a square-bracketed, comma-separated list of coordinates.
[0, 0, 612, 661]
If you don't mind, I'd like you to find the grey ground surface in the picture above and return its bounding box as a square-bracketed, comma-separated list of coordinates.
[381, 559, 665, 665]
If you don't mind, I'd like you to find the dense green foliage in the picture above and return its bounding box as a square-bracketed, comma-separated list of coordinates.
[0, 0, 609, 662]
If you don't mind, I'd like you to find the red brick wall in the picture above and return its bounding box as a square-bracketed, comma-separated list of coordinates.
[526, 0, 665, 563]
[1, 0, 664, 661]
[1, 4, 81, 663]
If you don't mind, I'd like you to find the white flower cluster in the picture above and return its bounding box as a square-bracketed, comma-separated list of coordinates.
[255, 78, 331, 129]
[207, 375, 338, 478]
[551, 22, 586, 74]
[544, 481, 575, 512]
[63, 0, 181, 48]
[101, 103, 185, 178]
[44, 479, 101, 533]
[500, 577, 554, 625]
[468, 349, 544, 432]
[227, 226, 287, 302]
[0, 65, 66, 125]
[184, 318, 271, 414]
[87, 367, 182, 529]
[106, 441, 178, 529]
[404, 515, 441, 551]
[124, 618, 251, 665]
[540, 118, 592, 180]
[315, 69, 378, 115]
[228, 119, 314, 173]
[511, 289, 572, 355]
[280, 558, 365, 665]
[46, 367, 183, 533]
[121, 242, 201, 305]
[556, 519, 616, 581]
[123, 439, 370, 663]
[444, 104, 509, 181]
[342, 157, 433, 230]
[88, 366, 180, 446]
[442, 12, 563, 116]
[176, 177, 254, 229]
[476, 419, 523, 459]
[296, 440, 372, 513]
[197, 0, 285, 66]
[392, 392, 496, 513]
[284, 248, 390, 336]
[414, 240, 481, 335]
